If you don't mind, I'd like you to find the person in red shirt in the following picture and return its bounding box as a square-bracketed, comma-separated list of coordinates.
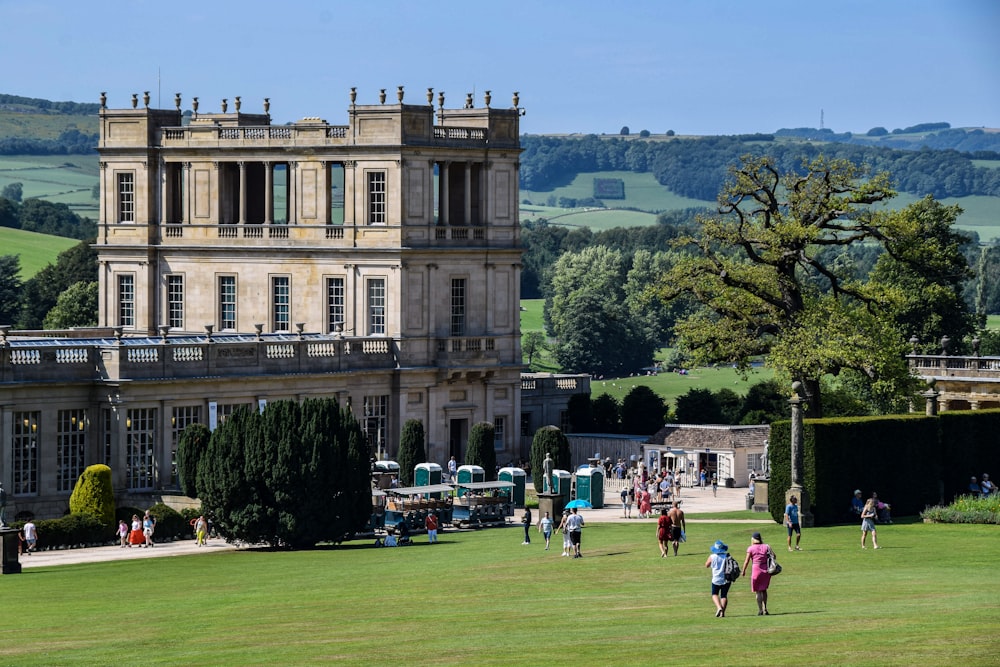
[425, 513, 439, 544]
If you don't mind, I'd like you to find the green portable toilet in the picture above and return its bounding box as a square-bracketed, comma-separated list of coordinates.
[414, 462, 442, 488]
[498, 466, 526, 506]
[456, 464, 485, 496]
[576, 466, 605, 508]
[552, 469, 572, 503]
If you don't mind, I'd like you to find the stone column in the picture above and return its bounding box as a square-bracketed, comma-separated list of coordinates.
[182, 163, 191, 224]
[440, 162, 449, 225]
[264, 162, 273, 225]
[159, 160, 168, 226]
[288, 161, 297, 224]
[238, 161, 247, 224]
[463, 162, 472, 225]
[787, 381, 813, 527]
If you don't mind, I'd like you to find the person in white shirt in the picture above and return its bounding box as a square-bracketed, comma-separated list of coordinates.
[565, 508, 585, 558]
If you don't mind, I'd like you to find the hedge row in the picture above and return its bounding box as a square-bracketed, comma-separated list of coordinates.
[767, 409, 1000, 526]
[9, 503, 198, 553]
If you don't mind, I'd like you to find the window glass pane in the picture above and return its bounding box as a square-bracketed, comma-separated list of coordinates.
[368, 278, 385, 335]
[57, 409, 87, 493]
[13, 411, 40, 495]
[451, 278, 466, 336]
[118, 172, 134, 223]
[272, 276, 290, 332]
[167, 275, 184, 329]
[327, 277, 345, 333]
[367, 171, 386, 225]
[118, 274, 135, 327]
[219, 276, 237, 330]
[126, 408, 157, 491]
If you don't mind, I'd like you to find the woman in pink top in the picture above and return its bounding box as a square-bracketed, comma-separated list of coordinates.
[741, 531, 772, 615]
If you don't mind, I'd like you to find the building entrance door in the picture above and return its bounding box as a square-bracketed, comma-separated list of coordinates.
[449, 418, 468, 462]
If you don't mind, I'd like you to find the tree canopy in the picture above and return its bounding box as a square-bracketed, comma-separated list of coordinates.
[465, 421, 497, 481]
[546, 245, 661, 376]
[197, 398, 371, 549]
[657, 155, 973, 416]
[397, 419, 426, 486]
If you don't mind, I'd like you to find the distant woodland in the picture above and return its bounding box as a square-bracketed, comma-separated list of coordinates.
[520, 132, 1000, 201]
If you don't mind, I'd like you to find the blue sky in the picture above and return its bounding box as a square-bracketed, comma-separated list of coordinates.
[1, 0, 997, 135]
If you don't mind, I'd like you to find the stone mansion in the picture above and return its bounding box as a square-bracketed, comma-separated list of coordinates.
[1, 87, 525, 518]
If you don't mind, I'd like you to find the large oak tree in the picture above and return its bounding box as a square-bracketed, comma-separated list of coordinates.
[657, 155, 973, 416]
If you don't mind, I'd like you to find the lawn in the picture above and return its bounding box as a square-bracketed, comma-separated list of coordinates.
[0, 154, 100, 218]
[0, 225, 79, 277]
[1, 520, 996, 665]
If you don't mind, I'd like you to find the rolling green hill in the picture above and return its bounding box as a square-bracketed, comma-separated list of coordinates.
[0, 155, 99, 219]
[0, 226, 80, 278]
[522, 169, 1000, 240]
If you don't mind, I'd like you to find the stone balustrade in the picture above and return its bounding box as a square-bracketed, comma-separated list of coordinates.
[908, 354, 1000, 378]
[160, 124, 492, 148]
[0, 333, 517, 385]
[103, 222, 517, 249]
[0, 334, 399, 384]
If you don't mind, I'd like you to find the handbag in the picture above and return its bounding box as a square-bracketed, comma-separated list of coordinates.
[766, 547, 782, 575]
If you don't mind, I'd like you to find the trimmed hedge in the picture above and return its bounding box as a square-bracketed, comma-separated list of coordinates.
[768, 409, 1000, 525]
[13, 513, 107, 551]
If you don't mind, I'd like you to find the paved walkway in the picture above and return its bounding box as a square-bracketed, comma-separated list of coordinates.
[575, 484, 767, 523]
[15, 485, 769, 569]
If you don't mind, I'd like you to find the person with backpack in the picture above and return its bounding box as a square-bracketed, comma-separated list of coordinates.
[705, 540, 736, 617]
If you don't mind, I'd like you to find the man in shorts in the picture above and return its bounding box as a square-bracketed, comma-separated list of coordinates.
[667, 501, 685, 556]
[784, 495, 802, 551]
[565, 507, 585, 558]
[620, 487, 633, 518]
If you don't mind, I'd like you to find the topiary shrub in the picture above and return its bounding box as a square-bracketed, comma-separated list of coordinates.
[68, 464, 115, 532]
[146, 503, 185, 541]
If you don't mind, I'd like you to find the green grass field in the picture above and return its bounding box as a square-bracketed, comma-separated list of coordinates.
[2, 521, 997, 665]
[0, 225, 79, 277]
[519, 168, 1000, 241]
[0, 155, 100, 218]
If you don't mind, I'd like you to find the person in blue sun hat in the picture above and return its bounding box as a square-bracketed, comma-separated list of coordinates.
[705, 540, 733, 617]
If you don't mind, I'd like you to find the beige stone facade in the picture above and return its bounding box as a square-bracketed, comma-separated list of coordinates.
[0, 89, 524, 519]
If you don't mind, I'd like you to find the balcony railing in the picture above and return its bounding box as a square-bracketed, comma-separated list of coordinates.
[105, 222, 517, 249]
[0, 332, 519, 385]
[159, 124, 495, 148]
[0, 334, 400, 384]
[908, 354, 1000, 378]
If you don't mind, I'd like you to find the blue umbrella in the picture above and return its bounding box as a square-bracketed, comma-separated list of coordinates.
[564, 499, 593, 509]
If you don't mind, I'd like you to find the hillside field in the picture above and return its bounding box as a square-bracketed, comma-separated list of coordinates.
[521, 169, 1000, 240]
[0, 226, 79, 277]
[0, 154, 99, 219]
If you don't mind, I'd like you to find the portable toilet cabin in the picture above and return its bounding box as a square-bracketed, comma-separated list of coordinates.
[456, 465, 485, 496]
[498, 466, 526, 506]
[552, 469, 572, 504]
[576, 465, 605, 508]
[374, 460, 400, 489]
[414, 462, 443, 488]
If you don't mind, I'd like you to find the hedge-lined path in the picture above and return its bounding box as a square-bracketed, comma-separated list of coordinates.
[18, 483, 770, 568]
